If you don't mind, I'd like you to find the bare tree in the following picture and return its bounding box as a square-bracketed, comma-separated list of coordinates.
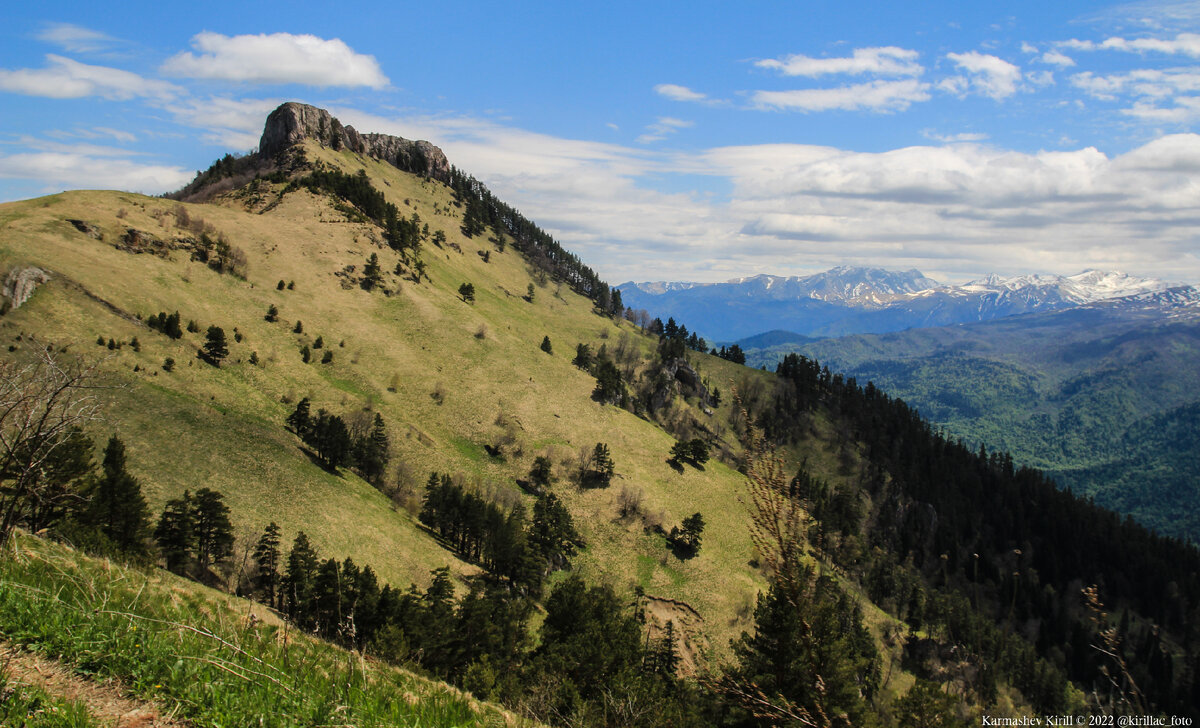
[0, 347, 105, 547]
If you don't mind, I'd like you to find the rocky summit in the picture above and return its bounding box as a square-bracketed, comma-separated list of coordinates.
[258, 102, 451, 183]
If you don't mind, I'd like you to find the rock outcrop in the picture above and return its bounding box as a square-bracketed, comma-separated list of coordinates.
[2, 267, 50, 312]
[648, 357, 712, 413]
[258, 102, 451, 183]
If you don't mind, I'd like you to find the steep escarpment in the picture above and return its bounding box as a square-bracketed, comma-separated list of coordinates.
[258, 102, 450, 183]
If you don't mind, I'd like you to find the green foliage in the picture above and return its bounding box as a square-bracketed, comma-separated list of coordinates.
[251, 521, 282, 608]
[81, 435, 150, 556]
[362, 252, 383, 290]
[265, 304, 278, 322]
[539, 335, 552, 354]
[669, 438, 709, 467]
[578, 442, 614, 488]
[668, 512, 704, 558]
[146, 310, 183, 339]
[458, 282, 475, 303]
[572, 342, 593, 371]
[200, 325, 229, 366]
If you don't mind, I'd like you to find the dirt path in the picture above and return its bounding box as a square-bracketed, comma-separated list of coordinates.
[1, 640, 189, 727]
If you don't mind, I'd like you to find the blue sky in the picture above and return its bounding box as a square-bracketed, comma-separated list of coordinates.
[3, 1, 1200, 283]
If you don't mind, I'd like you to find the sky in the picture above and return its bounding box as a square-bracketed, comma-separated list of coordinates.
[2, 1, 1200, 284]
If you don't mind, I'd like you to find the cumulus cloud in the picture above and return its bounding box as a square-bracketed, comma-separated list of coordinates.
[756, 46, 923, 77]
[0, 150, 194, 195]
[1071, 68, 1200, 121]
[161, 32, 389, 88]
[942, 52, 1023, 100]
[750, 79, 931, 113]
[695, 135, 1200, 281]
[0, 54, 180, 100]
[1041, 50, 1076, 67]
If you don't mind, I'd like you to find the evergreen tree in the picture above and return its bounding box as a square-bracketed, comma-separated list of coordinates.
[669, 513, 705, 558]
[529, 492, 581, 569]
[287, 397, 312, 437]
[572, 343, 593, 371]
[458, 282, 475, 303]
[15, 426, 92, 534]
[591, 358, 626, 406]
[154, 491, 193, 575]
[252, 522, 282, 608]
[362, 253, 383, 290]
[85, 435, 150, 555]
[200, 325, 229, 366]
[357, 413, 389, 485]
[265, 304, 278, 322]
[580, 443, 615, 488]
[528, 456, 553, 491]
[191, 488, 234, 568]
[283, 531, 319, 629]
[539, 336, 552, 354]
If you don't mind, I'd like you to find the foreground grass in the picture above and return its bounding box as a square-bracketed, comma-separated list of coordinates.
[0, 533, 529, 728]
[0, 676, 97, 728]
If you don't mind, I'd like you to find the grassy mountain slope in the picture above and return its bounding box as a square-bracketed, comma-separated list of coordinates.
[0, 531, 533, 727]
[0, 140, 839, 660]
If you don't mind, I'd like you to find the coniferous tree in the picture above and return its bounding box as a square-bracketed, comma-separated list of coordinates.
[85, 435, 150, 555]
[540, 336, 552, 354]
[252, 522, 282, 608]
[528, 456, 553, 491]
[357, 413, 389, 485]
[529, 492, 581, 569]
[283, 531, 319, 629]
[580, 443, 615, 488]
[191, 488, 233, 568]
[200, 325, 229, 366]
[154, 490, 193, 575]
[458, 282, 475, 303]
[16, 426, 92, 533]
[265, 304, 279, 322]
[572, 343, 593, 371]
[287, 397, 312, 437]
[362, 252, 383, 290]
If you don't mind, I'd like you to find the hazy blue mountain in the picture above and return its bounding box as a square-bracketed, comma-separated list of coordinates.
[618, 266, 1172, 342]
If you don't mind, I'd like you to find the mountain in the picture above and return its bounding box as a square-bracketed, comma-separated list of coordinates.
[741, 285, 1200, 541]
[3, 102, 1198, 722]
[618, 266, 1174, 341]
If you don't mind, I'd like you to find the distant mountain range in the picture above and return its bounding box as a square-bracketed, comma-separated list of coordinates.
[618, 266, 1177, 341]
[737, 285, 1200, 542]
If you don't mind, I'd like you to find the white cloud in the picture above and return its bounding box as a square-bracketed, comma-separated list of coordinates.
[750, 79, 931, 113]
[1061, 32, 1200, 56]
[1021, 42, 1039, 54]
[654, 84, 707, 102]
[1027, 70, 1056, 87]
[756, 46, 923, 77]
[1071, 68, 1200, 121]
[694, 135, 1200, 281]
[0, 54, 180, 100]
[0, 151, 193, 195]
[923, 130, 990, 143]
[1040, 50, 1076, 67]
[637, 117, 694, 144]
[36, 23, 118, 53]
[167, 97, 285, 149]
[943, 51, 1023, 99]
[161, 32, 389, 88]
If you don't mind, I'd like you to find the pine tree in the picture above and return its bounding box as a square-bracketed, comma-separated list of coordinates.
[85, 435, 150, 555]
[200, 326, 229, 366]
[580, 443, 615, 488]
[252, 522, 282, 608]
[265, 304, 279, 322]
[458, 282, 475, 303]
[191, 488, 233, 568]
[540, 336, 553, 354]
[357, 413, 389, 485]
[287, 397, 312, 437]
[283, 531, 319, 629]
[362, 252, 383, 290]
[154, 491, 193, 575]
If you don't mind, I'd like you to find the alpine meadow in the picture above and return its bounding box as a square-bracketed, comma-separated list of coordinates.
[1, 94, 1198, 728]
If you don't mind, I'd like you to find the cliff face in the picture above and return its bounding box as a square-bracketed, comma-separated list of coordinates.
[259, 102, 451, 183]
